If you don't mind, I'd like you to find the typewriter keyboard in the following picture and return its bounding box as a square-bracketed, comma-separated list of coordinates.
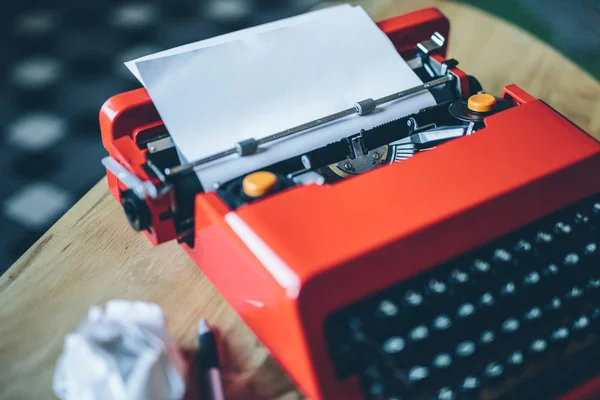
[325, 193, 600, 400]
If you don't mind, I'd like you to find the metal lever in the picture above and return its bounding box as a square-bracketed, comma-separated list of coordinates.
[102, 157, 158, 199]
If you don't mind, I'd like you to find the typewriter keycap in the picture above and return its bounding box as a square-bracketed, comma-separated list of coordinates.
[550, 327, 569, 342]
[427, 279, 448, 297]
[480, 330, 496, 346]
[573, 316, 590, 331]
[436, 387, 456, 400]
[408, 366, 429, 382]
[499, 281, 517, 297]
[455, 341, 476, 360]
[563, 253, 580, 267]
[433, 315, 452, 331]
[404, 291, 424, 308]
[478, 292, 495, 309]
[506, 350, 525, 368]
[545, 297, 562, 313]
[523, 270, 541, 285]
[433, 353, 452, 369]
[456, 303, 475, 319]
[483, 362, 504, 379]
[514, 239, 535, 263]
[470, 259, 491, 274]
[377, 300, 399, 317]
[449, 269, 469, 285]
[535, 230, 554, 247]
[460, 375, 481, 392]
[383, 337, 406, 355]
[410, 325, 429, 342]
[554, 221, 575, 240]
[529, 338, 548, 355]
[524, 307, 543, 322]
[501, 318, 520, 334]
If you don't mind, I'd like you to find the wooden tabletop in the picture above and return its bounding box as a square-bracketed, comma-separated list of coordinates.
[1, 1, 599, 399]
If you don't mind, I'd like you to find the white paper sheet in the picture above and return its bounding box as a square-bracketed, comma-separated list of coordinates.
[126, 4, 353, 85]
[132, 5, 436, 189]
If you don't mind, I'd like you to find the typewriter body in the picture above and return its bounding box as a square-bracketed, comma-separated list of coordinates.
[100, 8, 600, 400]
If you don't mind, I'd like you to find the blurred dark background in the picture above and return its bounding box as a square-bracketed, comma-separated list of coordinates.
[0, 0, 599, 273]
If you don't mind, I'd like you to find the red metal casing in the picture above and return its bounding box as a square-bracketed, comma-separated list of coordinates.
[100, 8, 600, 400]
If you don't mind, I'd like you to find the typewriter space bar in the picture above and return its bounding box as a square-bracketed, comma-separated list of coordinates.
[498, 336, 600, 400]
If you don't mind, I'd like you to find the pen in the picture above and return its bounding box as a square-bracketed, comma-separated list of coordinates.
[198, 319, 225, 400]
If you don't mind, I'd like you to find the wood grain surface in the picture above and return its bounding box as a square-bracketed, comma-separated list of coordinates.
[1, 1, 599, 399]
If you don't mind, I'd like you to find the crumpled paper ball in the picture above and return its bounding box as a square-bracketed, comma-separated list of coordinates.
[53, 300, 187, 400]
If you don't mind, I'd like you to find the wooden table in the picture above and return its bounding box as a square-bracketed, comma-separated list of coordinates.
[2, 1, 600, 399]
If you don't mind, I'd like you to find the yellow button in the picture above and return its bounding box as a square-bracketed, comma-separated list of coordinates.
[467, 93, 497, 113]
[243, 171, 278, 197]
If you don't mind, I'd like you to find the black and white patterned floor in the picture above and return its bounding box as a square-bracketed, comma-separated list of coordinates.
[0, 0, 321, 273]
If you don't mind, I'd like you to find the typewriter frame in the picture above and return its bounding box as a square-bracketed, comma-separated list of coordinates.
[100, 8, 600, 400]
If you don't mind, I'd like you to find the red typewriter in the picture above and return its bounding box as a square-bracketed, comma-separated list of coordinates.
[100, 7, 600, 400]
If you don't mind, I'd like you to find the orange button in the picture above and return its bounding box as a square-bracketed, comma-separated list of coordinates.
[467, 93, 497, 113]
[243, 171, 278, 197]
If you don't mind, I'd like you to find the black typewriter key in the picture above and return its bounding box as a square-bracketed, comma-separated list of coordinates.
[480, 330, 496, 347]
[478, 330, 497, 362]
[506, 350, 525, 370]
[374, 299, 401, 334]
[426, 279, 448, 300]
[554, 221, 575, 239]
[435, 386, 456, 400]
[572, 315, 591, 336]
[523, 306, 543, 323]
[403, 290, 425, 311]
[550, 326, 570, 347]
[455, 341, 476, 359]
[563, 252, 581, 268]
[562, 253, 582, 286]
[565, 286, 586, 310]
[407, 365, 430, 388]
[535, 230, 555, 249]
[456, 303, 479, 332]
[483, 361, 504, 381]
[545, 297, 563, 314]
[376, 300, 399, 318]
[432, 353, 452, 370]
[460, 375, 481, 396]
[456, 303, 476, 320]
[432, 314, 452, 332]
[448, 269, 472, 301]
[448, 269, 470, 286]
[551, 326, 570, 340]
[523, 270, 542, 288]
[498, 281, 519, 310]
[543, 297, 566, 328]
[382, 336, 406, 355]
[477, 292, 495, 310]
[409, 325, 429, 343]
[542, 262, 561, 290]
[470, 258, 492, 275]
[514, 239, 536, 264]
[501, 317, 520, 335]
[492, 248, 513, 264]
[528, 338, 548, 360]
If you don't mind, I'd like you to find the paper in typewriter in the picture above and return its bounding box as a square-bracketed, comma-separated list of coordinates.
[132, 5, 436, 189]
